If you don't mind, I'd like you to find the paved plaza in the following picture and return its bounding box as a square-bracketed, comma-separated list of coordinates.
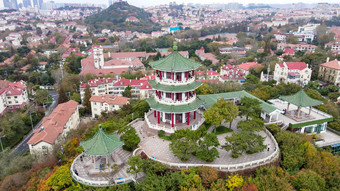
[133, 117, 277, 166]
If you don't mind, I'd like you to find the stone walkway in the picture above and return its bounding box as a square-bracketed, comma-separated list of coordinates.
[132, 117, 277, 166]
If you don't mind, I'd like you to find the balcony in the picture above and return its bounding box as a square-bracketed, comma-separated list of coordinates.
[155, 76, 195, 85]
[154, 94, 196, 105]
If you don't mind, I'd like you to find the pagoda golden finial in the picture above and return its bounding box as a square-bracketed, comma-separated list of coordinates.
[173, 42, 178, 51]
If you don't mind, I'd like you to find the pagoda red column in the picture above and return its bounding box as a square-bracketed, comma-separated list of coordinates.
[158, 91, 161, 99]
[194, 111, 196, 119]
[159, 71, 162, 80]
[172, 73, 174, 80]
[192, 70, 194, 76]
[157, 111, 160, 124]
[187, 112, 190, 125]
[154, 110, 156, 117]
[193, 91, 195, 95]
[172, 113, 174, 127]
[186, 92, 189, 100]
[186, 72, 189, 80]
[172, 93, 174, 100]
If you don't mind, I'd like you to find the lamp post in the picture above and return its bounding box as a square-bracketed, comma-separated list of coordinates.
[0, 135, 5, 152]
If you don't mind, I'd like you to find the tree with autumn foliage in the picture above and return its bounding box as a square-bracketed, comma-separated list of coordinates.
[82, 84, 92, 114]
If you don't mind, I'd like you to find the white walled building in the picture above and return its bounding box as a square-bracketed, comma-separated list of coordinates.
[273, 62, 312, 85]
[80, 78, 153, 101]
[0, 80, 29, 115]
[90, 94, 130, 118]
[27, 100, 80, 155]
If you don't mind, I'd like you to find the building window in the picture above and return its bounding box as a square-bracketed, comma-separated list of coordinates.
[8, 101, 12, 104]
[14, 96, 17, 98]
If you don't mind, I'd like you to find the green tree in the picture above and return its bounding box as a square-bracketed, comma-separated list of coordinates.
[58, 86, 69, 104]
[290, 169, 326, 191]
[170, 133, 197, 161]
[239, 97, 262, 120]
[46, 165, 73, 190]
[70, 92, 81, 103]
[34, 89, 52, 106]
[127, 155, 144, 179]
[252, 166, 294, 191]
[196, 82, 213, 95]
[195, 133, 220, 162]
[237, 119, 264, 132]
[82, 84, 92, 114]
[122, 85, 132, 98]
[286, 36, 299, 44]
[121, 127, 140, 151]
[36, 27, 42, 35]
[223, 132, 266, 158]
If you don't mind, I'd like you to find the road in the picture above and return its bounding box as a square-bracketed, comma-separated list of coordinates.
[12, 91, 59, 156]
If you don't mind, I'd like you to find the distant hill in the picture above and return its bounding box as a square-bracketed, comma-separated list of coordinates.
[85, 1, 161, 33]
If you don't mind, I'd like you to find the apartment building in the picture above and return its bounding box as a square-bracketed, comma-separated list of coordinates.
[0, 80, 29, 116]
[90, 94, 130, 118]
[273, 62, 312, 85]
[80, 78, 153, 101]
[318, 59, 340, 86]
[27, 100, 79, 155]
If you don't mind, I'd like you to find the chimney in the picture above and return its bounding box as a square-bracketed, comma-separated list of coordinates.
[326, 57, 330, 63]
[129, 79, 132, 82]
[108, 52, 111, 57]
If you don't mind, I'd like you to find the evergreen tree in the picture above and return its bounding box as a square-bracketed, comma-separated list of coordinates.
[58, 86, 69, 104]
[122, 85, 132, 98]
[82, 84, 92, 114]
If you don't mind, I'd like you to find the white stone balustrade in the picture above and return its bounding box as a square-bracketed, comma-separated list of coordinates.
[154, 94, 196, 105]
[155, 76, 195, 85]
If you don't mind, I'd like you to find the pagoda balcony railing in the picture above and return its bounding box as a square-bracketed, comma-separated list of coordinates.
[155, 76, 195, 85]
[145, 111, 176, 133]
[154, 94, 196, 105]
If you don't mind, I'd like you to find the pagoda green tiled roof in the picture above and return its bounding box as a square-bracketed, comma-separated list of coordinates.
[280, 89, 323, 107]
[146, 98, 205, 113]
[80, 128, 123, 156]
[149, 51, 201, 72]
[198, 90, 278, 114]
[148, 80, 202, 92]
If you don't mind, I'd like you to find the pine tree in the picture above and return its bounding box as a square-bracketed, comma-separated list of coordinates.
[122, 85, 132, 98]
[58, 86, 69, 104]
[82, 84, 92, 114]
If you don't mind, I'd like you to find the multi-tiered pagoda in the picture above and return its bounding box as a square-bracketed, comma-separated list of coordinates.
[146, 43, 205, 132]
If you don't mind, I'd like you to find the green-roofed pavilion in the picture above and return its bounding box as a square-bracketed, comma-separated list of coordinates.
[280, 89, 323, 118]
[81, 128, 123, 156]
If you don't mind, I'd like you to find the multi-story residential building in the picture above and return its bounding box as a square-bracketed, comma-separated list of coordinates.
[277, 43, 317, 52]
[80, 78, 153, 101]
[90, 94, 130, 118]
[221, 62, 260, 78]
[0, 80, 29, 115]
[273, 62, 312, 85]
[318, 59, 340, 86]
[219, 64, 246, 83]
[325, 43, 340, 52]
[196, 70, 220, 80]
[27, 100, 80, 155]
[195, 47, 219, 65]
[80, 78, 117, 101]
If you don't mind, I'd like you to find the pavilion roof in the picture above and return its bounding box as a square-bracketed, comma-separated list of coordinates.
[148, 80, 202, 92]
[80, 128, 123, 156]
[149, 51, 201, 72]
[146, 98, 204, 113]
[279, 89, 323, 107]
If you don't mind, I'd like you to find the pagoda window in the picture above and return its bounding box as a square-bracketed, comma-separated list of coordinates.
[165, 113, 171, 120]
[166, 72, 171, 79]
[176, 93, 182, 101]
[166, 92, 172, 99]
[176, 73, 182, 81]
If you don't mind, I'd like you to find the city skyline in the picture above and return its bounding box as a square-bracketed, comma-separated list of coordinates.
[1, 0, 340, 8]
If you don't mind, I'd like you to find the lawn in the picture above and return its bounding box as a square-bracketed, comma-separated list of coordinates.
[214, 126, 233, 135]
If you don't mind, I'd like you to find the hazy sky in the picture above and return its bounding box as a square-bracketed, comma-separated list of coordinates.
[4, 0, 340, 8]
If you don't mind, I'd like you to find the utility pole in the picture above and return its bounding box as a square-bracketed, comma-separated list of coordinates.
[0, 135, 5, 152]
[29, 111, 34, 130]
